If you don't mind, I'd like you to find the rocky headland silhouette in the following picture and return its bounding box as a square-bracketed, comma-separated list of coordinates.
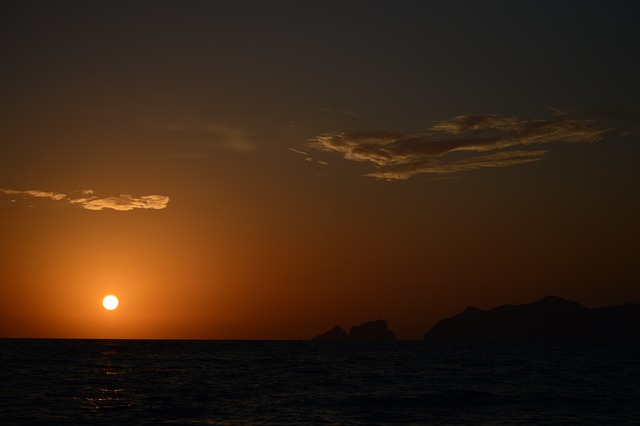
[424, 295, 640, 341]
[312, 320, 396, 341]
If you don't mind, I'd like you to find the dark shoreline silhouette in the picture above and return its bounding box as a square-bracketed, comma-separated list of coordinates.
[312, 320, 396, 341]
[311, 297, 640, 341]
[423, 295, 640, 341]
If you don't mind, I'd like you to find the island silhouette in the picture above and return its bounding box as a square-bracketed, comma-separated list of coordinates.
[312, 319, 396, 341]
[423, 295, 640, 341]
[311, 296, 640, 341]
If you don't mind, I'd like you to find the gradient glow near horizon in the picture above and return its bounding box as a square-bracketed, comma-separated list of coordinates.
[1, 1, 639, 339]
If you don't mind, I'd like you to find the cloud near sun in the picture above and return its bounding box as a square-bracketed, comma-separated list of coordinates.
[310, 111, 614, 180]
[0, 189, 169, 211]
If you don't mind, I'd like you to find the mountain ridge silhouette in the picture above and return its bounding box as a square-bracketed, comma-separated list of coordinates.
[424, 295, 640, 341]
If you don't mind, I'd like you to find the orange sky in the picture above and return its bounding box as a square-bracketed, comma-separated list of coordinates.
[1, 2, 639, 339]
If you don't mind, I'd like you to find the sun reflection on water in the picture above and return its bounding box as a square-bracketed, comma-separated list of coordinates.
[82, 344, 133, 411]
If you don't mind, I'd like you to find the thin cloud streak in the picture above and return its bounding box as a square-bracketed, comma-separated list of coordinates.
[147, 117, 255, 155]
[316, 107, 364, 119]
[0, 188, 169, 211]
[288, 148, 310, 156]
[311, 111, 620, 180]
[289, 147, 330, 167]
[366, 150, 548, 180]
[0, 189, 67, 201]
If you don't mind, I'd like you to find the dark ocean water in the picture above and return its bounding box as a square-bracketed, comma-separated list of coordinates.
[1, 339, 639, 425]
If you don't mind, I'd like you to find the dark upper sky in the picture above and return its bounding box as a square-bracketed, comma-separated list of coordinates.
[1, 1, 639, 339]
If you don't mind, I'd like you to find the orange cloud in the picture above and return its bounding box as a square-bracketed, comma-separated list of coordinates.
[311, 111, 616, 179]
[78, 194, 170, 211]
[0, 188, 67, 201]
[1, 189, 169, 211]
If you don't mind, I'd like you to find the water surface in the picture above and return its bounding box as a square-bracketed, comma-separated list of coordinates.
[1, 339, 639, 424]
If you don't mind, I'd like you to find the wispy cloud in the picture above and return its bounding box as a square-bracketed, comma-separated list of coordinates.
[316, 107, 364, 119]
[0, 189, 67, 201]
[310, 110, 627, 180]
[289, 147, 330, 166]
[367, 150, 548, 180]
[0, 189, 170, 211]
[147, 117, 255, 155]
[288, 148, 310, 156]
[289, 147, 312, 162]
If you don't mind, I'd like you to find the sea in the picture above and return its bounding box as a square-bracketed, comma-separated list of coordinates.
[1, 339, 639, 425]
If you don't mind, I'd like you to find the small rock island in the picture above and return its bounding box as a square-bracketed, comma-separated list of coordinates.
[311, 325, 349, 341]
[312, 320, 396, 341]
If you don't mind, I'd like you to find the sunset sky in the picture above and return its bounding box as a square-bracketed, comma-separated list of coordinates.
[1, 1, 639, 339]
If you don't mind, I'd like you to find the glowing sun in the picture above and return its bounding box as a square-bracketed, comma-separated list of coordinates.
[102, 295, 119, 311]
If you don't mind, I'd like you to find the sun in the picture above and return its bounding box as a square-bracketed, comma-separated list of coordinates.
[102, 295, 119, 311]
